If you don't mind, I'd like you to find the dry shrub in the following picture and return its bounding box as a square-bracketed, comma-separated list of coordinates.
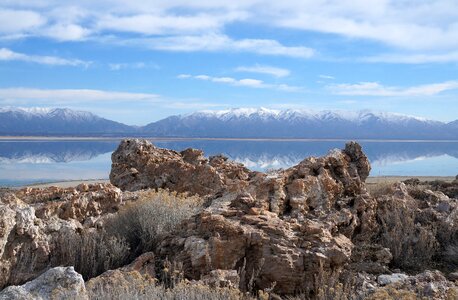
[366, 286, 418, 300]
[53, 228, 130, 280]
[87, 271, 252, 300]
[376, 196, 438, 271]
[367, 181, 395, 198]
[51, 189, 204, 281]
[106, 189, 204, 253]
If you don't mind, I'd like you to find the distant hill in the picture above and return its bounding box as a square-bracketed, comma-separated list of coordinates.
[1, 107, 457, 139]
[0, 107, 133, 136]
[142, 108, 458, 140]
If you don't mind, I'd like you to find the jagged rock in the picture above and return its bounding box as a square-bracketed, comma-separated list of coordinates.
[0, 184, 125, 289]
[110, 139, 252, 195]
[0, 267, 87, 300]
[155, 141, 376, 295]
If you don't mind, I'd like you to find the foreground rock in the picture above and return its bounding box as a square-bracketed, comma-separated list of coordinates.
[0, 267, 87, 300]
[0, 184, 126, 289]
[124, 140, 375, 295]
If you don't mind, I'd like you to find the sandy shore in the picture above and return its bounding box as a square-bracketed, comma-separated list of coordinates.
[8, 176, 454, 189]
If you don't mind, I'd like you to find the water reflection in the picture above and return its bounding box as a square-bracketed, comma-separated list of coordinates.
[0, 139, 457, 186]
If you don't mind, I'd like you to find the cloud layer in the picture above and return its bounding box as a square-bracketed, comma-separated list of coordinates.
[2, 1, 458, 60]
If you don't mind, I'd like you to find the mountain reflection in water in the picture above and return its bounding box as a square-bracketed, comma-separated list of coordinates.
[1, 139, 457, 186]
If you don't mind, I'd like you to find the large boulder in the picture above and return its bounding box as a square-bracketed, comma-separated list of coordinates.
[0, 267, 87, 300]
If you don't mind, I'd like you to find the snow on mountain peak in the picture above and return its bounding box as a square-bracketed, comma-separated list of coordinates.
[0, 107, 98, 120]
[186, 108, 434, 124]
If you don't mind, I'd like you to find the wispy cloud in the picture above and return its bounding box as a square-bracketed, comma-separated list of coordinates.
[0, 88, 159, 103]
[129, 34, 314, 58]
[108, 62, 159, 71]
[178, 74, 301, 92]
[363, 52, 458, 64]
[329, 81, 458, 97]
[235, 65, 290, 77]
[319, 74, 335, 79]
[0, 48, 90, 67]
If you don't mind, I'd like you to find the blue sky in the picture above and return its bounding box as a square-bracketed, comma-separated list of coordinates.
[0, 0, 458, 125]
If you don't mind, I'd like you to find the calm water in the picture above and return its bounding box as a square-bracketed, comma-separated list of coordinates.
[1, 139, 458, 186]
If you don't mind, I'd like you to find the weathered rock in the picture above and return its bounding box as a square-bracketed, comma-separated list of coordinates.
[154, 141, 376, 295]
[377, 273, 408, 286]
[0, 267, 87, 300]
[110, 139, 252, 195]
[0, 184, 125, 289]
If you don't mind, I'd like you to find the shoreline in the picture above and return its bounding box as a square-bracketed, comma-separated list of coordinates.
[1, 136, 458, 143]
[6, 176, 455, 189]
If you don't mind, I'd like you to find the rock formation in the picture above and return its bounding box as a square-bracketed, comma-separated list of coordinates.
[110, 139, 376, 295]
[0, 267, 87, 300]
[0, 184, 127, 289]
[110, 139, 252, 195]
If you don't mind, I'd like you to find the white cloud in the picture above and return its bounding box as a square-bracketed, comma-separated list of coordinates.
[43, 23, 90, 41]
[0, 88, 160, 103]
[329, 81, 458, 97]
[0, 48, 90, 67]
[132, 34, 314, 58]
[178, 74, 301, 91]
[96, 11, 247, 35]
[0, 8, 45, 33]
[235, 65, 290, 77]
[109, 62, 150, 71]
[319, 75, 335, 80]
[363, 52, 458, 64]
[1, 1, 458, 57]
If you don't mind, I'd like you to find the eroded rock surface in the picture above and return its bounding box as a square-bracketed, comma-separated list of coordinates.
[0, 267, 87, 300]
[110, 139, 252, 195]
[0, 184, 125, 289]
[151, 141, 376, 294]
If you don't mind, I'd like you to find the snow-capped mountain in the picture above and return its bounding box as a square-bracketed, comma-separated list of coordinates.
[0, 107, 133, 136]
[0, 107, 456, 139]
[142, 108, 455, 139]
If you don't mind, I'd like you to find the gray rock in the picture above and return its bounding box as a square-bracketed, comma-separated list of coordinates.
[377, 273, 408, 286]
[0, 267, 88, 300]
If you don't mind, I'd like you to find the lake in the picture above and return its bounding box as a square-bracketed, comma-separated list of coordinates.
[1, 139, 457, 187]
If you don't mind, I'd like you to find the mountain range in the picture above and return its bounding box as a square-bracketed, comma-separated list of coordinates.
[1, 107, 457, 139]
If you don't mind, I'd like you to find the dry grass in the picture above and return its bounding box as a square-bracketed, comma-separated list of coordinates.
[53, 227, 131, 280]
[376, 195, 438, 271]
[52, 189, 205, 280]
[107, 189, 204, 253]
[87, 269, 253, 300]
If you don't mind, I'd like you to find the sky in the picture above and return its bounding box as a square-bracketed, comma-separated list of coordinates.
[0, 0, 458, 125]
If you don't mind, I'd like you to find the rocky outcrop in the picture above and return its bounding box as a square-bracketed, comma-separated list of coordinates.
[110, 139, 252, 195]
[153, 141, 376, 295]
[0, 267, 87, 300]
[0, 184, 125, 289]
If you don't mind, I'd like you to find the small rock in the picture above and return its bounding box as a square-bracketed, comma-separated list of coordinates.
[377, 273, 408, 286]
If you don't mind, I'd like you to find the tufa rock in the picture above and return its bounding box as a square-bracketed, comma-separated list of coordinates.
[0, 267, 87, 300]
[154, 141, 376, 295]
[110, 139, 252, 195]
